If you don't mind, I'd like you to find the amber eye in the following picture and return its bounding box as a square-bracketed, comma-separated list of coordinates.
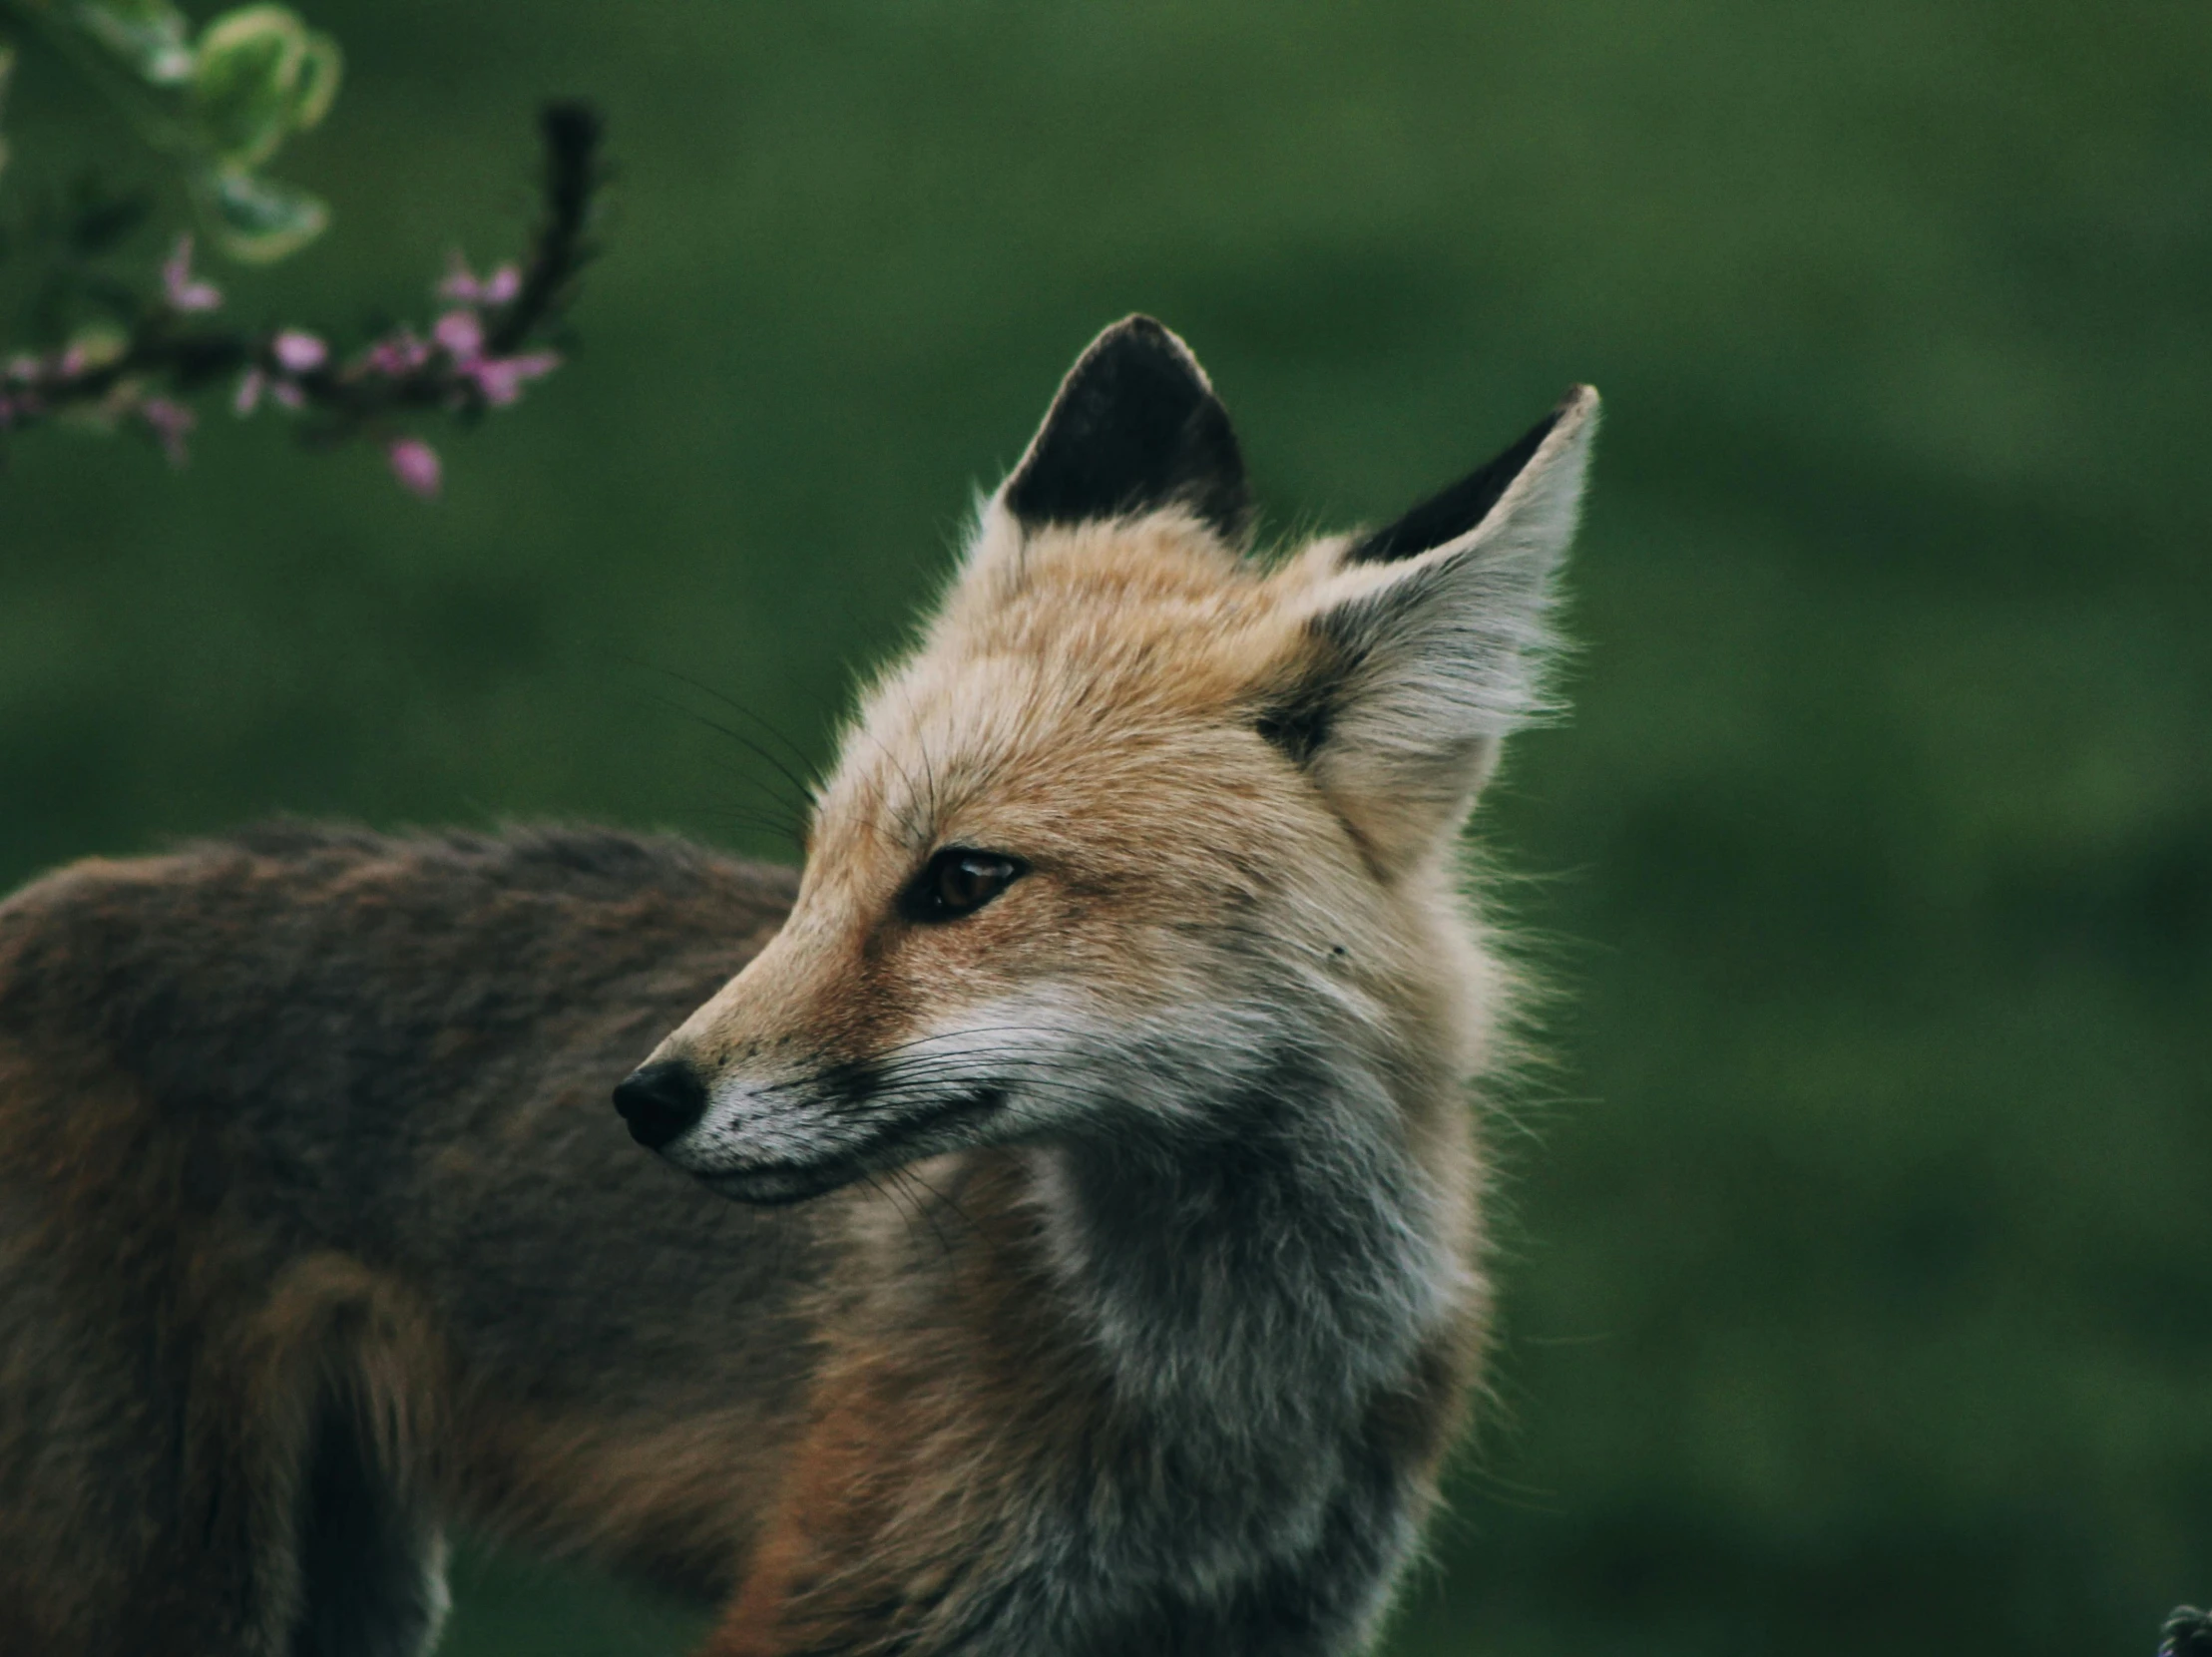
[900, 848, 1026, 923]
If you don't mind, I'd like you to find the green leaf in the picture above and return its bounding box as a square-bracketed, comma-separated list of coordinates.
[64, 321, 131, 370]
[72, 1, 195, 86]
[288, 29, 340, 133]
[191, 4, 308, 169]
[196, 167, 326, 262]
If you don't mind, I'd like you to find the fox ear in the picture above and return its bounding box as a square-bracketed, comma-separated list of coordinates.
[999, 315, 1250, 543]
[1267, 386, 1599, 872]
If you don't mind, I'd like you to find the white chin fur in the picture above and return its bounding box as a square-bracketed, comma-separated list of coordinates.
[662, 1078, 843, 1174]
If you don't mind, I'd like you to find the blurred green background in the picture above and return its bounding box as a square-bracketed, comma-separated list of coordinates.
[4, 3, 2208, 1653]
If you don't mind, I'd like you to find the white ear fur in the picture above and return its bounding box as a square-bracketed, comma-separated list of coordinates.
[1293, 386, 1598, 870]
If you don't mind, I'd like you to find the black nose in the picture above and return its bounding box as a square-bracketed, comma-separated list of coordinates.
[613, 1059, 708, 1149]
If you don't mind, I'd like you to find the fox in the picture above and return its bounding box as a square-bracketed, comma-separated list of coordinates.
[0, 315, 1596, 1657]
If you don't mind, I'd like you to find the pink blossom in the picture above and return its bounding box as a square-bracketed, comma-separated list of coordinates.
[363, 329, 432, 377]
[386, 436, 442, 499]
[440, 254, 522, 306]
[271, 330, 328, 373]
[433, 309, 484, 361]
[466, 349, 561, 407]
[236, 366, 308, 415]
[437, 253, 477, 303]
[161, 236, 222, 314]
[4, 355, 38, 383]
[139, 397, 197, 466]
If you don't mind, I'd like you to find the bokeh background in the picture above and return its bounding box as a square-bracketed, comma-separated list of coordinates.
[4, 3, 2208, 1653]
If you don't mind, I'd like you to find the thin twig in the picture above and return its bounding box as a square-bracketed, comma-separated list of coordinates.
[0, 101, 606, 489]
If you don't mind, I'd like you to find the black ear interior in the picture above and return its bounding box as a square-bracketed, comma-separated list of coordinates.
[1004, 316, 1250, 543]
[1345, 402, 1564, 566]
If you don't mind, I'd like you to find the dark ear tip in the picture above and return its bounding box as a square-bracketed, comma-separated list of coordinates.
[1100, 313, 1173, 343]
[1004, 315, 1250, 541]
[1081, 314, 1217, 390]
[1095, 313, 1183, 349]
[1346, 386, 1595, 567]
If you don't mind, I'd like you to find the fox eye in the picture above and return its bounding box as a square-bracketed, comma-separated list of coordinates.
[901, 848, 1025, 923]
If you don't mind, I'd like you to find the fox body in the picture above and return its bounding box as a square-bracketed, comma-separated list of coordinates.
[0, 319, 1596, 1656]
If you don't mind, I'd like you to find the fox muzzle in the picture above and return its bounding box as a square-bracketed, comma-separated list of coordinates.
[612, 1058, 709, 1149]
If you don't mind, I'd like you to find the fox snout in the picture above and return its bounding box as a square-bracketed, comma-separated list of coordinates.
[612, 1058, 709, 1149]
[617, 1038, 1017, 1205]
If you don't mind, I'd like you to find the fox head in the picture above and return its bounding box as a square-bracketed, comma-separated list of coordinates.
[618, 317, 1597, 1206]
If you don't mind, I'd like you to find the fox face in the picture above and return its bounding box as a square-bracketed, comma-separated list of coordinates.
[617, 317, 1596, 1210]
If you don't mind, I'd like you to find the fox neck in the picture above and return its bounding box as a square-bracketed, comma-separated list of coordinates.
[1025, 1041, 1464, 1445]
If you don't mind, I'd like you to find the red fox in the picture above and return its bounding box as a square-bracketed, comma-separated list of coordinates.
[0, 317, 1596, 1656]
